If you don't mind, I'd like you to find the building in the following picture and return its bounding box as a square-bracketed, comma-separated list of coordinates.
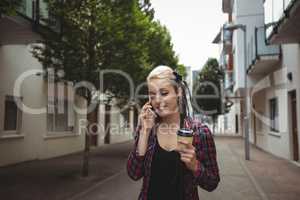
[185, 66, 193, 93]
[0, 15, 87, 166]
[219, 0, 300, 163]
[0, 0, 133, 167]
[256, 0, 300, 161]
[212, 13, 238, 135]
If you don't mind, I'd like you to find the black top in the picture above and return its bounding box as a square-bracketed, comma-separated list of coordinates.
[147, 140, 185, 200]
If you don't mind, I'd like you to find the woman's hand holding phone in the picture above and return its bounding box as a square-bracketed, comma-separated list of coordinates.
[139, 101, 157, 135]
[136, 101, 157, 156]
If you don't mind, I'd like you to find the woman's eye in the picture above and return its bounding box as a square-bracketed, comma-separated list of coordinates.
[161, 92, 168, 96]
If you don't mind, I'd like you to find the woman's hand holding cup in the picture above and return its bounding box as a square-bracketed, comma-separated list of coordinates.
[176, 129, 198, 173]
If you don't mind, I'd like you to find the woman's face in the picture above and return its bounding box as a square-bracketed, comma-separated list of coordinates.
[148, 78, 180, 118]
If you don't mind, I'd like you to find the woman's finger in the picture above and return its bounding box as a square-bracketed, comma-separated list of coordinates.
[180, 157, 191, 163]
[142, 103, 152, 109]
[187, 143, 195, 150]
[179, 149, 195, 155]
[179, 150, 195, 156]
[180, 153, 194, 159]
[178, 140, 189, 146]
[143, 105, 152, 109]
[177, 143, 194, 150]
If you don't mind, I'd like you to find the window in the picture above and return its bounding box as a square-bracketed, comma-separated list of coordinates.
[47, 99, 74, 132]
[18, 0, 33, 19]
[4, 95, 22, 132]
[269, 98, 279, 132]
[47, 83, 75, 133]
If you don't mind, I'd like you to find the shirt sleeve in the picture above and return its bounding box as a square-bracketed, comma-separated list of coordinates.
[192, 124, 220, 192]
[126, 125, 145, 181]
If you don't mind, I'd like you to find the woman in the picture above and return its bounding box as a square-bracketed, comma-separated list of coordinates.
[127, 66, 220, 200]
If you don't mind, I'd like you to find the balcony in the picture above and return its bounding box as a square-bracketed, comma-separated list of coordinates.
[247, 27, 281, 75]
[213, 26, 234, 72]
[222, 0, 233, 13]
[264, 0, 300, 44]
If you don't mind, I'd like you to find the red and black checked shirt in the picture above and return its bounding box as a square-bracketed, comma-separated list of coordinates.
[127, 117, 220, 200]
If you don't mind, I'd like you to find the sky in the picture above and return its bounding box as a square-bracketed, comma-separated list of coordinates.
[150, 0, 226, 71]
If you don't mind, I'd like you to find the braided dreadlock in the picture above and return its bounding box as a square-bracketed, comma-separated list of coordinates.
[172, 70, 194, 128]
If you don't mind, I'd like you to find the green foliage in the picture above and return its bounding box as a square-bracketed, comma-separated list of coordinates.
[32, 0, 183, 103]
[176, 64, 187, 78]
[0, 0, 22, 17]
[193, 58, 224, 118]
[146, 21, 179, 69]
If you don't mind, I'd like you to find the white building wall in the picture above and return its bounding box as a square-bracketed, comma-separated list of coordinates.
[232, 0, 265, 91]
[110, 103, 133, 144]
[216, 103, 238, 135]
[0, 44, 86, 166]
[229, 0, 265, 141]
[252, 64, 292, 159]
[283, 44, 300, 160]
[250, 43, 300, 161]
[97, 99, 133, 146]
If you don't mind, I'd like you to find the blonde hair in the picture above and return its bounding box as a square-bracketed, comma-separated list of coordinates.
[147, 65, 193, 124]
[147, 65, 176, 82]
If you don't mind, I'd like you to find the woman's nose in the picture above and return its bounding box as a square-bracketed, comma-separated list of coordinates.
[152, 94, 162, 105]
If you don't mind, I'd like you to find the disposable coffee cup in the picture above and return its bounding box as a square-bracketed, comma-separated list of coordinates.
[177, 128, 193, 149]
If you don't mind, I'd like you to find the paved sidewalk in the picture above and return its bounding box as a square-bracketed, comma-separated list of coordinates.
[0, 142, 133, 200]
[70, 137, 263, 200]
[1, 137, 300, 200]
[71, 137, 300, 200]
[227, 138, 300, 200]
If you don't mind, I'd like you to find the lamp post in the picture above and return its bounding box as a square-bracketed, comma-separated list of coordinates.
[223, 23, 250, 160]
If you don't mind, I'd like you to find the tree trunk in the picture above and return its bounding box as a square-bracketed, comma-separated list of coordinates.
[82, 11, 96, 177]
[82, 131, 91, 177]
[104, 104, 111, 144]
[82, 94, 92, 177]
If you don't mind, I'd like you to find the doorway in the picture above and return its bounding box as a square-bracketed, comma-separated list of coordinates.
[235, 114, 239, 134]
[289, 90, 299, 161]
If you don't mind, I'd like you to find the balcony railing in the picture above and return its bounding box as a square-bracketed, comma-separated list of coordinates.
[247, 26, 281, 74]
[222, 23, 233, 54]
[264, 0, 300, 43]
[256, 27, 280, 57]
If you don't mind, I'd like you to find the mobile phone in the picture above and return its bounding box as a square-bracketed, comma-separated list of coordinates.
[149, 102, 160, 123]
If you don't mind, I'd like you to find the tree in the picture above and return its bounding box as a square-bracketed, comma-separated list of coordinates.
[0, 0, 21, 18]
[139, 0, 154, 20]
[33, 0, 182, 102]
[146, 21, 179, 69]
[193, 58, 225, 133]
[32, 0, 183, 176]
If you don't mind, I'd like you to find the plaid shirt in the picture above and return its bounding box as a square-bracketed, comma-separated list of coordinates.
[127, 117, 220, 200]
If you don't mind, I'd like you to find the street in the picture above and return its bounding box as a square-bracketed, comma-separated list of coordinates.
[1, 137, 300, 200]
[1, 1, 300, 200]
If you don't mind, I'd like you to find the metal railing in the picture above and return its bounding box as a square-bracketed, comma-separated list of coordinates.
[248, 26, 280, 67]
[264, 0, 297, 38]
